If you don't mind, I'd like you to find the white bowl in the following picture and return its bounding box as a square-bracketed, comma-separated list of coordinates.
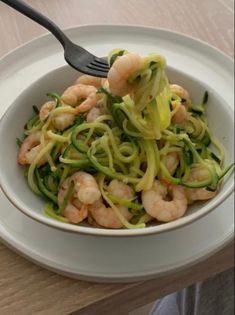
[0, 62, 234, 237]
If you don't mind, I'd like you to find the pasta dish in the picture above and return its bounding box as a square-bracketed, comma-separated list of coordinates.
[16, 49, 234, 229]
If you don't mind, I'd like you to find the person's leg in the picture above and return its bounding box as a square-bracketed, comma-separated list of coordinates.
[149, 268, 234, 315]
[149, 293, 180, 315]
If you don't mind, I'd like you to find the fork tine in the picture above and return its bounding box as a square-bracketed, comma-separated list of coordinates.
[87, 64, 110, 72]
[84, 68, 108, 78]
[91, 59, 109, 68]
[90, 61, 110, 70]
[94, 57, 109, 66]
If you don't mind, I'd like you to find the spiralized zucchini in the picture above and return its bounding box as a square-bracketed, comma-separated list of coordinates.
[17, 49, 234, 229]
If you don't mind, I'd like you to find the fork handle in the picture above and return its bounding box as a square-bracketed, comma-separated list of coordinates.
[1, 0, 70, 48]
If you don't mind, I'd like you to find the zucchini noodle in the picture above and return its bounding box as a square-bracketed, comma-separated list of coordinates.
[210, 135, 225, 165]
[27, 141, 55, 194]
[46, 130, 70, 142]
[98, 175, 145, 229]
[17, 48, 234, 229]
[135, 139, 159, 191]
[24, 121, 44, 135]
[52, 106, 77, 115]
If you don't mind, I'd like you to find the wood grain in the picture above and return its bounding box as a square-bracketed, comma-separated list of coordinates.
[0, 0, 234, 58]
[71, 243, 234, 315]
[0, 0, 234, 314]
[0, 241, 233, 315]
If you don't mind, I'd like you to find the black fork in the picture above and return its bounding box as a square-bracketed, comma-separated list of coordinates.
[1, 0, 109, 77]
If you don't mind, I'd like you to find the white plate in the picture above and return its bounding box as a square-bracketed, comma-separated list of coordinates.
[0, 25, 234, 282]
[0, 189, 234, 283]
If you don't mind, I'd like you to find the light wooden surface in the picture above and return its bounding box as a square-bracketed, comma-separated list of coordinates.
[0, 1, 234, 314]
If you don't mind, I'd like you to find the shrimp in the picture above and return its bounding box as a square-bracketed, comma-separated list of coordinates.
[186, 188, 217, 203]
[142, 180, 188, 222]
[39, 101, 56, 121]
[58, 179, 88, 224]
[75, 74, 107, 88]
[58, 171, 101, 224]
[86, 92, 108, 122]
[39, 100, 75, 131]
[107, 179, 134, 199]
[63, 204, 88, 224]
[17, 131, 47, 166]
[89, 179, 134, 228]
[52, 113, 75, 131]
[170, 84, 191, 108]
[171, 102, 188, 124]
[61, 84, 99, 112]
[89, 201, 132, 229]
[185, 165, 217, 203]
[161, 152, 179, 175]
[107, 53, 143, 96]
[73, 172, 101, 204]
[86, 106, 102, 123]
[170, 84, 191, 124]
[188, 164, 212, 182]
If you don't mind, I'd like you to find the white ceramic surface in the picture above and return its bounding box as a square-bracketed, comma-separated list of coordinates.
[0, 26, 234, 237]
[0, 26, 234, 281]
[0, 187, 234, 283]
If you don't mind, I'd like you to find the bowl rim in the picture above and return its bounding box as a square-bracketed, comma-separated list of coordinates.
[0, 24, 234, 237]
[0, 23, 234, 64]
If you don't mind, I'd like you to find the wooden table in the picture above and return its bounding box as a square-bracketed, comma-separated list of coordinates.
[0, 1, 234, 314]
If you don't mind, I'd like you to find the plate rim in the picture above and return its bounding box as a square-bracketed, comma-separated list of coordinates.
[0, 24, 234, 237]
[0, 24, 234, 63]
[0, 24, 234, 282]
[0, 216, 233, 282]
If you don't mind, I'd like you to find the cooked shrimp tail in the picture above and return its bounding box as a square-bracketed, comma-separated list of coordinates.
[58, 171, 101, 224]
[61, 84, 100, 113]
[142, 180, 188, 222]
